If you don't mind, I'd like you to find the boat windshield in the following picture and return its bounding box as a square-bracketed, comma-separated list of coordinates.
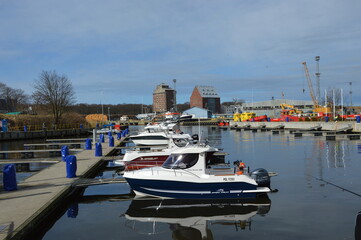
[162, 153, 199, 169]
[173, 138, 189, 147]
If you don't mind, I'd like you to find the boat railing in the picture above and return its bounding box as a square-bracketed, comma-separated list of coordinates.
[125, 161, 165, 171]
[126, 164, 202, 178]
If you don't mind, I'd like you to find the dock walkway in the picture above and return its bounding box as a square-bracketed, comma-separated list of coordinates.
[0, 138, 122, 240]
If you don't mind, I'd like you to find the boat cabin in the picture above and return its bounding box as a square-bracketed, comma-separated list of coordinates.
[161, 146, 236, 175]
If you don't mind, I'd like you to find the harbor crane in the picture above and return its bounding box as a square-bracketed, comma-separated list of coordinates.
[302, 61, 331, 115]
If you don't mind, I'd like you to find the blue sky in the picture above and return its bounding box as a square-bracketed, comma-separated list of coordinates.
[1, 0, 361, 106]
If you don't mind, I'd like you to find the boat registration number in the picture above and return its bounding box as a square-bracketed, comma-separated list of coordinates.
[223, 177, 235, 181]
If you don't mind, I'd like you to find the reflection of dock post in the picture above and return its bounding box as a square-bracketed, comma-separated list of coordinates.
[356, 212, 361, 240]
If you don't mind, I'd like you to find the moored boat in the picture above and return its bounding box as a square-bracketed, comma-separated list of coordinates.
[129, 121, 192, 146]
[123, 144, 273, 199]
[115, 137, 192, 171]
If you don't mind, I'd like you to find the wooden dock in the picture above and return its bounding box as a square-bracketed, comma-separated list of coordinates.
[0, 137, 125, 240]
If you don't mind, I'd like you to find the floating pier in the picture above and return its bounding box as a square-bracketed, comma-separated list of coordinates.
[230, 121, 361, 133]
[0, 136, 125, 240]
[229, 121, 361, 140]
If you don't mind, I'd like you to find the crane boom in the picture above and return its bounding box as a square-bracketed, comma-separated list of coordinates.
[302, 61, 331, 115]
[302, 62, 319, 107]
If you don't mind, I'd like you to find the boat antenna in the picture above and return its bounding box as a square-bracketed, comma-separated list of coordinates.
[198, 118, 201, 145]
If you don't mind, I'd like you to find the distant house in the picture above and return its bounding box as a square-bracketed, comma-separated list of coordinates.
[0, 99, 7, 113]
[190, 86, 221, 114]
[182, 107, 212, 119]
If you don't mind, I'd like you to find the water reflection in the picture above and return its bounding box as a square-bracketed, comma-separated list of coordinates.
[123, 196, 271, 239]
[356, 212, 361, 240]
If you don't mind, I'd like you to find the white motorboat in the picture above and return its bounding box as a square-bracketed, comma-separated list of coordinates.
[115, 137, 191, 171]
[129, 121, 193, 146]
[124, 144, 273, 199]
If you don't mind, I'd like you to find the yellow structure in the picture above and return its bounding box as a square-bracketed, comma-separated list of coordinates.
[280, 104, 303, 115]
[233, 112, 255, 122]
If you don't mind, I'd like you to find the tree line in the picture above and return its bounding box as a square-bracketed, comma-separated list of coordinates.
[0, 70, 192, 124]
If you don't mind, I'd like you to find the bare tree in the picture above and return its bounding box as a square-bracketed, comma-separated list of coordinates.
[0, 82, 29, 112]
[325, 87, 342, 107]
[32, 70, 75, 124]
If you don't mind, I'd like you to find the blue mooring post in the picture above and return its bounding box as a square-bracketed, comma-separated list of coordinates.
[109, 135, 114, 147]
[325, 116, 329, 122]
[2, 119, 8, 132]
[99, 134, 105, 143]
[117, 132, 121, 140]
[356, 116, 361, 123]
[108, 131, 112, 137]
[65, 155, 77, 178]
[24, 125, 27, 132]
[3, 164, 17, 191]
[85, 138, 92, 150]
[286, 117, 289, 122]
[80, 124, 83, 129]
[61, 146, 69, 161]
[95, 142, 102, 157]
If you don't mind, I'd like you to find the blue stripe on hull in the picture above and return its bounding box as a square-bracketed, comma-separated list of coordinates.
[125, 178, 259, 199]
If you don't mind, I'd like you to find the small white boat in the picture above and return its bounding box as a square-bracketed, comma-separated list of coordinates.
[129, 122, 193, 146]
[124, 144, 273, 199]
[179, 113, 193, 121]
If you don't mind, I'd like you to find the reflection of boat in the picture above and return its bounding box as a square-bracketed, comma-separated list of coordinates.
[123, 196, 271, 239]
[129, 122, 192, 146]
[124, 144, 272, 199]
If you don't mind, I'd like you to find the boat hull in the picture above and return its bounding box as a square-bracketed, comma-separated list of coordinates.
[125, 178, 269, 199]
[130, 135, 169, 146]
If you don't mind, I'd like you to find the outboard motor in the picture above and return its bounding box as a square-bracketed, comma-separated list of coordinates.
[192, 134, 199, 144]
[250, 168, 271, 188]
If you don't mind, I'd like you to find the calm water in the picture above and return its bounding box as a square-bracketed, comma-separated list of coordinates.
[5, 126, 361, 239]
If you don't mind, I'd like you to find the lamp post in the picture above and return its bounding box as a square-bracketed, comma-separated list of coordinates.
[173, 79, 177, 112]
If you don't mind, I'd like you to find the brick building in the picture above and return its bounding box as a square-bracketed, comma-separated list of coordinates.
[190, 85, 221, 113]
[152, 83, 175, 113]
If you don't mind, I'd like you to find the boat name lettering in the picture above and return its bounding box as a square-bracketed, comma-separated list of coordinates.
[140, 157, 157, 160]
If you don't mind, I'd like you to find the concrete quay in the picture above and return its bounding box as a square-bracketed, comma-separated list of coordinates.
[230, 121, 361, 133]
[0, 138, 122, 240]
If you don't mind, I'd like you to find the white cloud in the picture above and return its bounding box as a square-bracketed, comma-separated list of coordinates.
[0, 0, 361, 104]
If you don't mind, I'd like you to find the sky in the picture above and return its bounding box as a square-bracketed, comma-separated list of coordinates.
[1, 0, 361, 106]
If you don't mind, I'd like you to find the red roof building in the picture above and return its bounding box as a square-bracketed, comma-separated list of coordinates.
[190, 86, 221, 113]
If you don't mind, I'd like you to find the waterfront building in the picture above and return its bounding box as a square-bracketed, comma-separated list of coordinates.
[241, 99, 314, 118]
[190, 86, 221, 113]
[182, 107, 212, 119]
[152, 84, 175, 113]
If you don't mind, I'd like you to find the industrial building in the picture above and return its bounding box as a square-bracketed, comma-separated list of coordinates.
[182, 107, 212, 119]
[241, 99, 314, 118]
[152, 83, 175, 113]
[190, 86, 221, 113]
